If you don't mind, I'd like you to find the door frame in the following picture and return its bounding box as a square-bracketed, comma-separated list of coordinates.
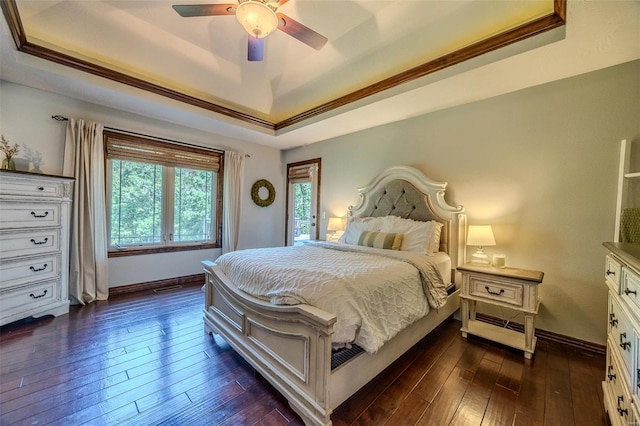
[285, 158, 321, 246]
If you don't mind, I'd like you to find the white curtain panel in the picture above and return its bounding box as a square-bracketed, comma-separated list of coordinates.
[63, 118, 109, 304]
[222, 151, 245, 254]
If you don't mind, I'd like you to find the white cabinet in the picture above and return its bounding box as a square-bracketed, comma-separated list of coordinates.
[0, 171, 73, 325]
[603, 243, 640, 425]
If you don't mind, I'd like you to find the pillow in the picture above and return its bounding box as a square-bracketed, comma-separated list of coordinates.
[427, 221, 444, 254]
[357, 231, 403, 250]
[380, 216, 443, 254]
[339, 217, 385, 245]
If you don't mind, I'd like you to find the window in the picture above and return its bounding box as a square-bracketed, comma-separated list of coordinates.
[105, 131, 223, 255]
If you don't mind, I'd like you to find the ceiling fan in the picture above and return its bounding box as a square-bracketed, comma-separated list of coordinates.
[172, 0, 328, 61]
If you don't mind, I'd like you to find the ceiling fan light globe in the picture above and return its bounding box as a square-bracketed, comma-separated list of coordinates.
[235, 1, 279, 39]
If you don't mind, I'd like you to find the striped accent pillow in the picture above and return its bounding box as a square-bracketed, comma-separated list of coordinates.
[357, 231, 404, 250]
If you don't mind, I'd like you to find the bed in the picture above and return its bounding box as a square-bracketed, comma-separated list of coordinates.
[201, 165, 466, 426]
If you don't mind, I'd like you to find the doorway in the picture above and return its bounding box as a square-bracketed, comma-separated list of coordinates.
[286, 159, 321, 245]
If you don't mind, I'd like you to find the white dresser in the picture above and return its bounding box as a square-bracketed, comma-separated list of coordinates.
[0, 171, 73, 325]
[603, 242, 640, 425]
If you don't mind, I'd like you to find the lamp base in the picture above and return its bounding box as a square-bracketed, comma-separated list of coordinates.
[471, 247, 491, 265]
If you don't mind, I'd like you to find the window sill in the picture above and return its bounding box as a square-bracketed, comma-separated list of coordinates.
[108, 243, 219, 258]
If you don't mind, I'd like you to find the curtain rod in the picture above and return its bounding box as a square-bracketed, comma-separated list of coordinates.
[51, 115, 249, 157]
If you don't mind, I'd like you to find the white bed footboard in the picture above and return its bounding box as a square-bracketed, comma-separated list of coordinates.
[202, 260, 337, 426]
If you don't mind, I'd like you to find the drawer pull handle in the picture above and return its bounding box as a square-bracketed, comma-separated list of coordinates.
[620, 332, 631, 351]
[608, 365, 617, 381]
[607, 269, 616, 276]
[609, 313, 618, 327]
[29, 290, 48, 299]
[624, 288, 637, 296]
[30, 238, 49, 245]
[29, 264, 48, 272]
[485, 286, 504, 296]
[37, 186, 44, 191]
[617, 396, 628, 416]
[30, 211, 49, 218]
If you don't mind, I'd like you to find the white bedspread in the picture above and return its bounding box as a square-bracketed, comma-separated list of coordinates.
[214, 242, 448, 353]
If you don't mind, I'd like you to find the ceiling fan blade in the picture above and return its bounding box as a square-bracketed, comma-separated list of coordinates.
[275, 0, 290, 7]
[276, 13, 327, 50]
[172, 4, 236, 17]
[248, 36, 265, 61]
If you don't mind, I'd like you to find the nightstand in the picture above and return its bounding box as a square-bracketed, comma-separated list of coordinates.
[457, 263, 544, 359]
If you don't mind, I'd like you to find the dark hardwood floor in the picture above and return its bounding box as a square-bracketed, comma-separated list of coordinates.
[0, 284, 607, 425]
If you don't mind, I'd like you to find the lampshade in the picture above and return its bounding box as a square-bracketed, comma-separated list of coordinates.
[467, 225, 496, 247]
[467, 225, 496, 265]
[327, 217, 345, 232]
[235, 1, 279, 38]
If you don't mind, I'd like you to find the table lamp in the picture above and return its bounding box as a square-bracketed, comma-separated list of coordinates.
[467, 225, 496, 265]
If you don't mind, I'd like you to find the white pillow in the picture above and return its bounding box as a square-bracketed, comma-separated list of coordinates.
[339, 216, 384, 245]
[380, 216, 443, 254]
[428, 221, 444, 254]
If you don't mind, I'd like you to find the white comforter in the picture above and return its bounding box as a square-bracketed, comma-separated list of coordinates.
[215, 242, 448, 353]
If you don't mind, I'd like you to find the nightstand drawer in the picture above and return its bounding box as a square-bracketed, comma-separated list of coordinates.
[468, 276, 523, 307]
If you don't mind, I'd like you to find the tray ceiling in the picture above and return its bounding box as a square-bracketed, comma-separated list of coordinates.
[3, 0, 563, 133]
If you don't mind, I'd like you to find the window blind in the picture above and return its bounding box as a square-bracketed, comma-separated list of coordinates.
[105, 131, 221, 172]
[288, 164, 314, 183]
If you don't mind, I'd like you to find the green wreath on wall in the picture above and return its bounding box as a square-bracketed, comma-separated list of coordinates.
[251, 179, 276, 207]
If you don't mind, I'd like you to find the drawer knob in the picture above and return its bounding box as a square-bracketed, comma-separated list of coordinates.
[485, 286, 504, 296]
[30, 211, 49, 218]
[624, 288, 637, 296]
[37, 186, 44, 191]
[609, 313, 619, 327]
[29, 290, 48, 299]
[620, 332, 631, 351]
[30, 238, 49, 245]
[607, 269, 616, 276]
[29, 264, 48, 272]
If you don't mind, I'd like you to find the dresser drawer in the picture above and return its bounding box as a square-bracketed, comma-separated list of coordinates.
[0, 229, 61, 259]
[468, 275, 524, 308]
[0, 202, 61, 229]
[0, 177, 67, 198]
[623, 268, 640, 315]
[609, 293, 635, 378]
[0, 254, 60, 289]
[0, 280, 58, 319]
[607, 255, 623, 293]
[604, 340, 635, 426]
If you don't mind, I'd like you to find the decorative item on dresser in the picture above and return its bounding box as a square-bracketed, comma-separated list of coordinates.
[602, 242, 640, 426]
[458, 262, 544, 359]
[0, 170, 73, 326]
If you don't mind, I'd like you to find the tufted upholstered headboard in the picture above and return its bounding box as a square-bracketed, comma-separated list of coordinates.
[348, 166, 467, 271]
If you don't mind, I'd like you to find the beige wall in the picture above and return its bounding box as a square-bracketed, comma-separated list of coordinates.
[283, 60, 640, 345]
[0, 81, 286, 287]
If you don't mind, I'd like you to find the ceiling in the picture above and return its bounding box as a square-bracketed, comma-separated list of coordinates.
[1, 1, 637, 150]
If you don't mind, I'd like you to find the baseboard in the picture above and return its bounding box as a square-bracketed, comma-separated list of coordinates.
[109, 273, 205, 297]
[475, 313, 606, 356]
